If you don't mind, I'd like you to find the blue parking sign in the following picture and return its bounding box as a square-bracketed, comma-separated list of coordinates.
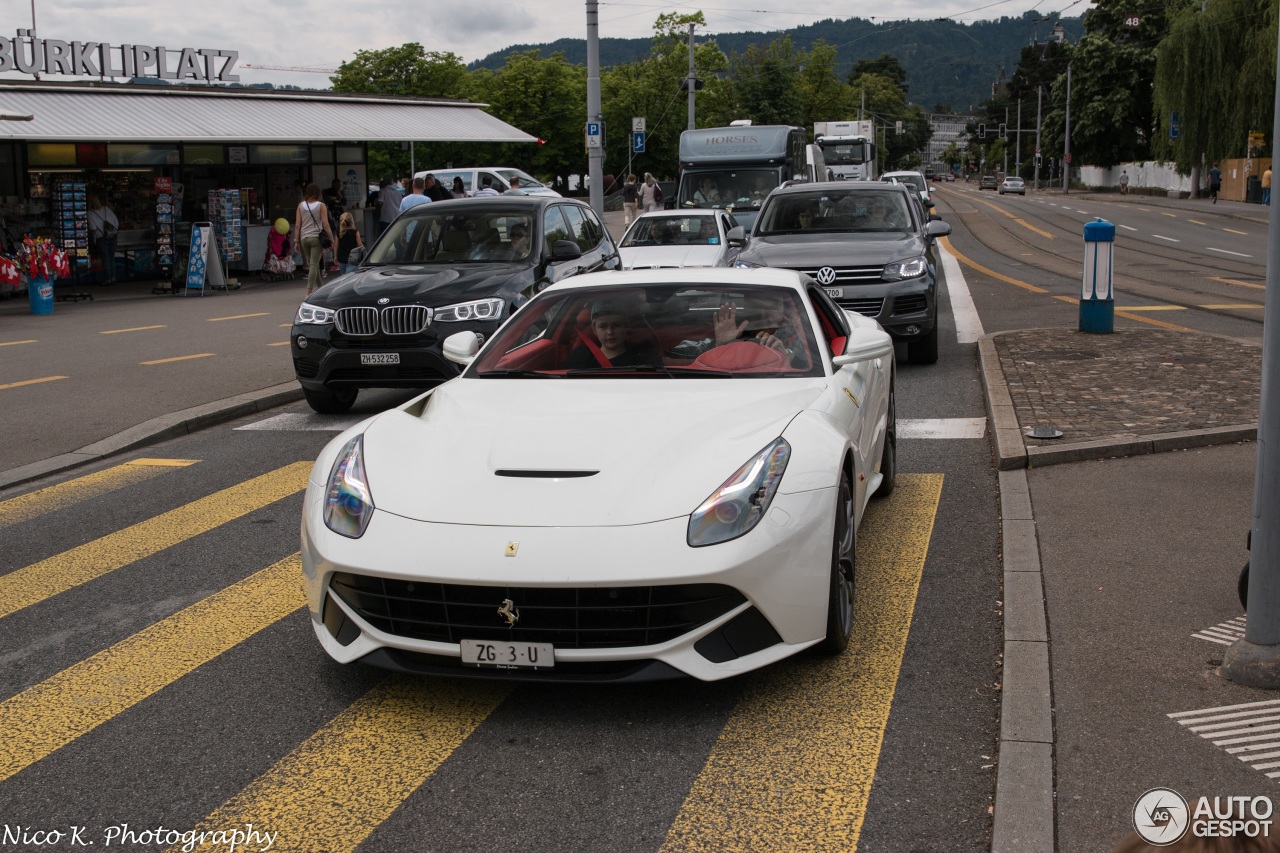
[633, 132, 645, 153]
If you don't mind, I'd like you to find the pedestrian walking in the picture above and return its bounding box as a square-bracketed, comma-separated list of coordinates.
[1119, 170, 1129, 195]
[1263, 166, 1272, 206]
[622, 174, 638, 225]
[399, 176, 432, 212]
[295, 182, 335, 296]
[640, 173, 661, 212]
[423, 174, 450, 202]
[87, 196, 119, 286]
[1209, 162, 1222, 204]
[336, 211, 363, 274]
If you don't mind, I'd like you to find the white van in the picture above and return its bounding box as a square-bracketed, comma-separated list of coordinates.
[413, 166, 560, 197]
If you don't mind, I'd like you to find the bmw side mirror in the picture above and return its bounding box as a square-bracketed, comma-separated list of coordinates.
[443, 331, 483, 366]
[550, 240, 583, 262]
[347, 246, 365, 266]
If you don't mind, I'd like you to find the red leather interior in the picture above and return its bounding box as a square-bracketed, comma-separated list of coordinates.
[691, 341, 786, 371]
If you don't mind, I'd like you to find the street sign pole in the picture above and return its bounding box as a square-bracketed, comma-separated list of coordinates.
[586, 0, 604, 217]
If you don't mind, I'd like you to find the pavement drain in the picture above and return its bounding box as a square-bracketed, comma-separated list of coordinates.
[1169, 698, 1280, 780]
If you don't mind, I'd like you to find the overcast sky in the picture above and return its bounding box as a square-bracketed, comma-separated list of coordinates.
[3, 0, 1061, 88]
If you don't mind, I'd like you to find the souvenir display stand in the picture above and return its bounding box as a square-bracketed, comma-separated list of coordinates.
[51, 177, 92, 302]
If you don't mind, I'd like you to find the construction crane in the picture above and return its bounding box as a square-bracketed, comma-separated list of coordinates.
[241, 64, 337, 74]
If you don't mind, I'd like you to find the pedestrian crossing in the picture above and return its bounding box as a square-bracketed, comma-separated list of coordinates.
[0, 456, 944, 852]
[1170, 699, 1280, 779]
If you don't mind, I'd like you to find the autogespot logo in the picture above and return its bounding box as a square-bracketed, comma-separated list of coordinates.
[1133, 788, 1190, 845]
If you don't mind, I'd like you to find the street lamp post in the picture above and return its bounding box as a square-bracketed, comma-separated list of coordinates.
[1034, 85, 1042, 190]
[1062, 62, 1072, 193]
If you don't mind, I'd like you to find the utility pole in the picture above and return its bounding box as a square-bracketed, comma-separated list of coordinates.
[586, 0, 604, 216]
[1222, 14, 1280, 689]
[1003, 106, 1009, 175]
[1062, 62, 1072, 194]
[1035, 85, 1042, 190]
[1016, 100, 1022, 179]
[687, 23, 696, 131]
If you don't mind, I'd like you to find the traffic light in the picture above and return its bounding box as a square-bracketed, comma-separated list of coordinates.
[999, 123, 1007, 137]
[978, 123, 986, 138]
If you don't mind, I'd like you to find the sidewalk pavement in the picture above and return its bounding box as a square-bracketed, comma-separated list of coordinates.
[981, 326, 1268, 851]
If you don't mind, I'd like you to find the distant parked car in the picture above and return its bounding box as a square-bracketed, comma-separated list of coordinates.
[618, 209, 745, 269]
[999, 177, 1026, 195]
[979, 175, 999, 190]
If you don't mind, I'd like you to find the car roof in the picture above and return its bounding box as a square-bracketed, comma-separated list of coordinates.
[770, 180, 911, 196]
[634, 208, 721, 217]
[396, 195, 574, 217]
[540, 267, 811, 296]
[882, 170, 925, 178]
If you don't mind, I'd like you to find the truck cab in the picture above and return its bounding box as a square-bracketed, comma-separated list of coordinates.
[675, 124, 808, 232]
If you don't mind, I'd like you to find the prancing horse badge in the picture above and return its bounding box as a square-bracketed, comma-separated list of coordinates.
[505, 541, 519, 557]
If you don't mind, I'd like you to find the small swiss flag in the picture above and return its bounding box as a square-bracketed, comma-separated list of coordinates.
[0, 257, 18, 286]
[537, 138, 546, 146]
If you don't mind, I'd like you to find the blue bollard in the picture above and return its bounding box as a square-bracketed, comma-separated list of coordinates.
[1080, 218, 1115, 333]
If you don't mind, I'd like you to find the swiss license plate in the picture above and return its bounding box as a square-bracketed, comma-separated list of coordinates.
[460, 639, 555, 670]
[360, 353, 400, 365]
[824, 287, 843, 299]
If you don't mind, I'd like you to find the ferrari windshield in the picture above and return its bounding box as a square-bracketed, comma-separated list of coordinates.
[755, 189, 914, 236]
[470, 283, 824, 379]
[365, 207, 534, 265]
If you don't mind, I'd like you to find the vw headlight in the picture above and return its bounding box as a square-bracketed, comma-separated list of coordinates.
[882, 255, 927, 281]
[434, 298, 505, 322]
[295, 302, 336, 325]
[688, 438, 790, 547]
[323, 435, 374, 539]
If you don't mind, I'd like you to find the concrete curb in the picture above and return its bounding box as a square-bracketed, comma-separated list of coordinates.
[978, 331, 1257, 471]
[0, 383, 303, 491]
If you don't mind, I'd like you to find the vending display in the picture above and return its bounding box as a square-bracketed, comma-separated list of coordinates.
[52, 177, 89, 273]
[155, 177, 176, 275]
[207, 188, 243, 266]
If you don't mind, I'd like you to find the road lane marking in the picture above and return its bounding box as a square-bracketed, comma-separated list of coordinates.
[0, 555, 305, 783]
[183, 677, 511, 853]
[0, 462, 310, 621]
[936, 242, 985, 343]
[140, 353, 215, 365]
[900, 418, 987, 439]
[1210, 276, 1265, 290]
[0, 458, 198, 530]
[267, 341, 291, 347]
[208, 313, 271, 321]
[661, 474, 943, 852]
[0, 376, 67, 391]
[1162, 212, 1178, 218]
[0, 339, 38, 347]
[1188, 219, 1207, 225]
[1171, 700, 1280, 779]
[1114, 305, 1187, 311]
[100, 325, 166, 335]
[939, 237, 1048, 293]
[1206, 247, 1253, 258]
[1200, 303, 1264, 310]
[1224, 228, 1248, 235]
[1013, 218, 1054, 239]
[1193, 615, 1245, 646]
[1152, 234, 1180, 242]
[1118, 224, 1138, 231]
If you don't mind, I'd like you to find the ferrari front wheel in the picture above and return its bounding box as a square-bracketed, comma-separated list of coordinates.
[815, 472, 856, 655]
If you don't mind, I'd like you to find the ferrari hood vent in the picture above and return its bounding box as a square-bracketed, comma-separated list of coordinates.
[494, 469, 599, 478]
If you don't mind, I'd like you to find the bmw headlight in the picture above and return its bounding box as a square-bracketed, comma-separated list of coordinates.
[295, 302, 336, 325]
[434, 298, 504, 322]
[735, 259, 766, 269]
[323, 435, 374, 539]
[688, 438, 790, 547]
[883, 255, 927, 281]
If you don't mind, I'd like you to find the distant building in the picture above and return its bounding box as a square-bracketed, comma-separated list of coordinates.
[924, 113, 967, 173]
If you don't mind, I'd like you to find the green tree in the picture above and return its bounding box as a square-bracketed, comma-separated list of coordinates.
[848, 54, 909, 93]
[1154, 0, 1278, 172]
[797, 41, 855, 131]
[731, 35, 805, 126]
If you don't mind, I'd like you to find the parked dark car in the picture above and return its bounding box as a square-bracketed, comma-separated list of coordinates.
[291, 196, 620, 413]
[733, 181, 951, 364]
[979, 175, 999, 190]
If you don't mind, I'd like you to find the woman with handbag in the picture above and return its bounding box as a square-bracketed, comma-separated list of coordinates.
[295, 182, 335, 295]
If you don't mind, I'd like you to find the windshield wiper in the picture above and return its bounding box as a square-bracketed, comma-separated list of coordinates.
[475, 369, 560, 378]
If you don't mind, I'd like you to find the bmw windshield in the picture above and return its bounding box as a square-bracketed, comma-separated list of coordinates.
[366, 208, 535, 266]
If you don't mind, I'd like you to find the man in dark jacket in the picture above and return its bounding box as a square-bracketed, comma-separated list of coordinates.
[423, 174, 451, 202]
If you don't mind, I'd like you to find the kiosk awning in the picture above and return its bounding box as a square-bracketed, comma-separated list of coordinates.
[0, 84, 537, 143]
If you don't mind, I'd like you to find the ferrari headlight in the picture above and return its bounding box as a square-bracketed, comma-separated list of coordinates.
[295, 301, 337, 325]
[323, 435, 374, 539]
[883, 255, 927, 280]
[434, 298, 504, 322]
[688, 438, 790, 547]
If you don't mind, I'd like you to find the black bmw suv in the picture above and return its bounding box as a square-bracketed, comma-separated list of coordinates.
[291, 196, 620, 412]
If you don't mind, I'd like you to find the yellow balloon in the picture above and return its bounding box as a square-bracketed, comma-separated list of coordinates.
[274, 218, 290, 235]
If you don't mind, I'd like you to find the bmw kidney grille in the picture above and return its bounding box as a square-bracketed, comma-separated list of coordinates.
[336, 305, 432, 336]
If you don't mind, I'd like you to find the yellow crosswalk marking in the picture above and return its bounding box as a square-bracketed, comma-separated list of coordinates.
[0, 458, 198, 530]
[661, 474, 943, 851]
[0, 555, 305, 783]
[181, 677, 510, 853]
[0, 462, 310, 620]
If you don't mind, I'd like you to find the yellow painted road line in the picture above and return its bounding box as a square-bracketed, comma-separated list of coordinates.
[1162, 212, 1178, 218]
[941, 239, 1192, 331]
[967, 194, 1016, 219]
[0, 339, 37, 347]
[181, 677, 510, 853]
[1188, 219, 1207, 225]
[0, 376, 67, 391]
[278, 323, 292, 327]
[0, 555, 305, 783]
[1114, 305, 1187, 311]
[1013, 218, 1054, 239]
[0, 462, 310, 621]
[209, 313, 270, 322]
[100, 325, 166, 335]
[0, 458, 198, 530]
[267, 341, 291, 347]
[1224, 228, 1248, 235]
[661, 474, 943, 852]
[140, 353, 215, 365]
[940, 237, 1048, 293]
[1210, 276, 1266, 290]
[1201, 303, 1264, 310]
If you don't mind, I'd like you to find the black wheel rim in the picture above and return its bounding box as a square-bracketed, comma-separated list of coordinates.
[835, 477, 855, 637]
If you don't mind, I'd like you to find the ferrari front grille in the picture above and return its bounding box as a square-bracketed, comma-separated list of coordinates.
[329, 573, 747, 649]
